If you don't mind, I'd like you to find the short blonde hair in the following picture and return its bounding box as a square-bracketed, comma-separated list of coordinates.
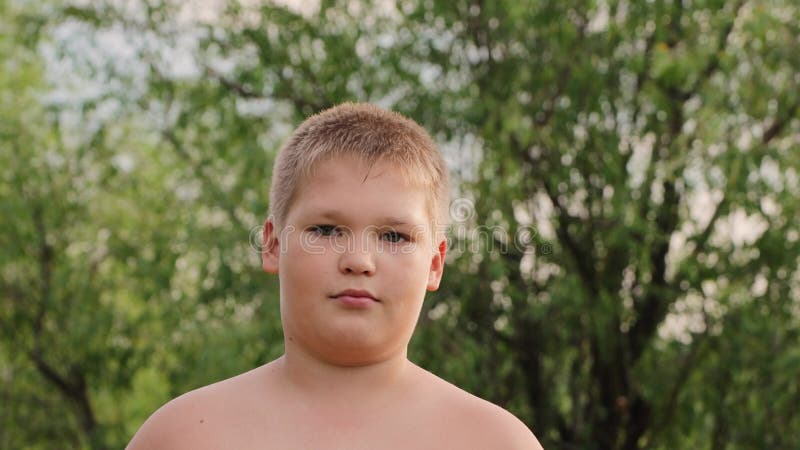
[269, 103, 450, 231]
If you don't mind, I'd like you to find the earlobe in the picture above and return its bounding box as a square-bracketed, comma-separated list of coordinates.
[426, 239, 447, 291]
[262, 219, 280, 274]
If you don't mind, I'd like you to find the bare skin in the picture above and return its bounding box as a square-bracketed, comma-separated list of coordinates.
[128, 157, 543, 449]
[126, 354, 543, 450]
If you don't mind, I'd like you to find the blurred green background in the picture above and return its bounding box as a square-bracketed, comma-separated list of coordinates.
[2, 0, 799, 448]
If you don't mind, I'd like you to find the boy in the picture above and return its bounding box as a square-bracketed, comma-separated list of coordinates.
[127, 103, 543, 449]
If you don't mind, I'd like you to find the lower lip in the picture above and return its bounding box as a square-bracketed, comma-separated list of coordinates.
[332, 295, 378, 308]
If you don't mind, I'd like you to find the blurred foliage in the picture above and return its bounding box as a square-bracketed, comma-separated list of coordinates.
[1, 0, 799, 449]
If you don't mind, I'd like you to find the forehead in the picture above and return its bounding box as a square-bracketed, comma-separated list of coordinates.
[287, 156, 431, 225]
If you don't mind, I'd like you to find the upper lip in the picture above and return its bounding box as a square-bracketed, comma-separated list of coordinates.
[332, 289, 379, 302]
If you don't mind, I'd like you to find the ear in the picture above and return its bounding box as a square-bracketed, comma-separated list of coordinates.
[426, 238, 447, 291]
[262, 218, 280, 274]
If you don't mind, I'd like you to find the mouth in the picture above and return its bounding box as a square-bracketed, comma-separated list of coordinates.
[330, 289, 380, 305]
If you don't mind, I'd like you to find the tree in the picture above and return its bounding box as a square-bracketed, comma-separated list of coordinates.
[402, 1, 800, 448]
[2, 2, 282, 447]
[2, 0, 798, 448]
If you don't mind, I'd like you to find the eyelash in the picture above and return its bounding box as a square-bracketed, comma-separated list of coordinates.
[382, 231, 410, 243]
[309, 225, 340, 236]
[308, 225, 410, 243]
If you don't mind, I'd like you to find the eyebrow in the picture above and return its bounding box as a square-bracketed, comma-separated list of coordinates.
[313, 210, 415, 226]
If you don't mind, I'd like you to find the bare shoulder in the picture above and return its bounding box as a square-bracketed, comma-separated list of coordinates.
[413, 366, 545, 450]
[126, 366, 269, 450]
[125, 384, 214, 450]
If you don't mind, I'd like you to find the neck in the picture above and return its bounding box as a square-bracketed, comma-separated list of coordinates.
[277, 342, 411, 402]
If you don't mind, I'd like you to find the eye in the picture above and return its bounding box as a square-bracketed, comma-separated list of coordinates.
[309, 225, 339, 236]
[381, 230, 409, 243]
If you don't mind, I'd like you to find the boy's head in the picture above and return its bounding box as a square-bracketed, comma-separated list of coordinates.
[268, 103, 449, 232]
[262, 103, 450, 366]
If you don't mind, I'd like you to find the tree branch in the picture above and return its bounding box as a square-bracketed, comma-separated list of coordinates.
[762, 97, 800, 144]
[31, 204, 52, 336]
[28, 350, 100, 448]
[628, 178, 680, 363]
[515, 135, 598, 295]
[205, 67, 265, 99]
[25, 204, 101, 447]
[651, 332, 708, 442]
[161, 128, 246, 231]
[541, 176, 598, 293]
[675, 0, 746, 102]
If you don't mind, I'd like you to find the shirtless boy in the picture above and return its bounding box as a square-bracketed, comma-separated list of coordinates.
[127, 103, 544, 450]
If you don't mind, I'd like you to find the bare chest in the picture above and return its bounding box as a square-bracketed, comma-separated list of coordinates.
[204, 401, 474, 450]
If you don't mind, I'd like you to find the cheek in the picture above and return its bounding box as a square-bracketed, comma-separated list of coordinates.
[380, 251, 432, 293]
[280, 242, 327, 294]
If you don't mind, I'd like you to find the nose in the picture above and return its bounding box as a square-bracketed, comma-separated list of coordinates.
[338, 240, 376, 276]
